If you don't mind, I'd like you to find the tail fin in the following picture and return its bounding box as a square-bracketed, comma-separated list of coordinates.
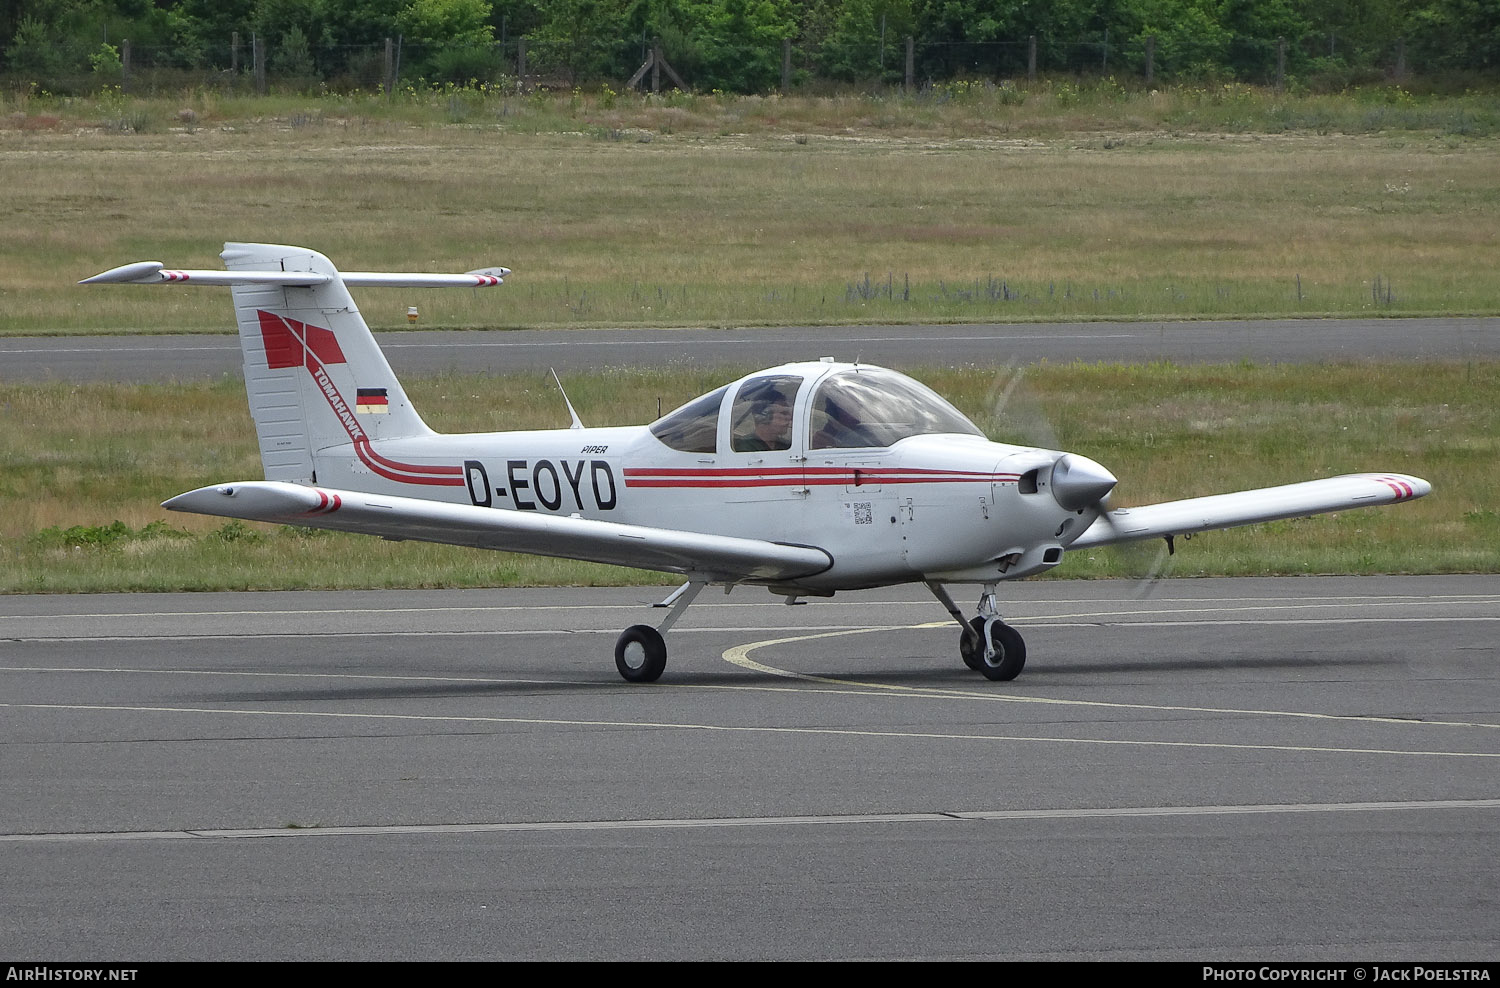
[224, 242, 436, 481]
[82, 243, 507, 483]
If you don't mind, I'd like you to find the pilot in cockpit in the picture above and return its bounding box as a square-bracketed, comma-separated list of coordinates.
[735, 391, 793, 452]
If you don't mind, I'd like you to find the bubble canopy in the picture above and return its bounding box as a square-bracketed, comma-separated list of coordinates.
[649, 365, 984, 454]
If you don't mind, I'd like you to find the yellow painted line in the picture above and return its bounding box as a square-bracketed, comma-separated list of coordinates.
[721, 625, 1500, 732]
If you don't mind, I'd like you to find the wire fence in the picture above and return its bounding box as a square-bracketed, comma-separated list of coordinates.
[2, 31, 1421, 98]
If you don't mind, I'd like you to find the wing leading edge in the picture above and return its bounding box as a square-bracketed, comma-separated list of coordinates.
[164, 481, 833, 583]
[1069, 473, 1430, 550]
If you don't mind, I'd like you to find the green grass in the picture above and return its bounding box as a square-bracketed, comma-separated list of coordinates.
[1, 360, 1492, 592]
[2, 86, 1499, 335]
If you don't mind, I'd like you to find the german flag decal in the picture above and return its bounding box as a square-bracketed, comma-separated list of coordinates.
[356, 387, 389, 414]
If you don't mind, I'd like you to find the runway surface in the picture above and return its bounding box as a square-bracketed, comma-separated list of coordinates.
[3, 575, 1497, 960]
[4, 317, 1498, 381]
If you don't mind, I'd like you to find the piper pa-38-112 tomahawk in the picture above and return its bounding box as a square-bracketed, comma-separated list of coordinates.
[83, 243, 1431, 683]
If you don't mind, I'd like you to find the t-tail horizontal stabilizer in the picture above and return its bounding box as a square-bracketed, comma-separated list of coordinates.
[81, 260, 509, 288]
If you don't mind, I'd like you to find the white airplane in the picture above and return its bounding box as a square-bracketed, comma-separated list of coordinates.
[83, 243, 1431, 683]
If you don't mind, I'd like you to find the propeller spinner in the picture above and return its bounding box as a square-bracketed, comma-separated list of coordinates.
[1050, 453, 1118, 512]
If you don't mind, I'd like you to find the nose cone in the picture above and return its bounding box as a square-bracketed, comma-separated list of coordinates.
[1051, 454, 1118, 511]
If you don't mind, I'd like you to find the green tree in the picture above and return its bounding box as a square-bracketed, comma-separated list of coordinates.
[397, 0, 496, 46]
[323, 0, 408, 46]
[1112, 0, 1232, 79]
[1296, 0, 1405, 73]
[271, 24, 318, 79]
[397, 0, 500, 81]
[1220, 0, 1309, 80]
[820, 0, 915, 82]
[680, 0, 797, 92]
[8, 15, 68, 79]
[6, 0, 176, 82]
[529, 0, 630, 87]
[1405, 0, 1500, 73]
[910, 0, 1101, 77]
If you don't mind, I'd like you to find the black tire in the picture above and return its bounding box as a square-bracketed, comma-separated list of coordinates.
[976, 620, 1026, 681]
[615, 625, 667, 683]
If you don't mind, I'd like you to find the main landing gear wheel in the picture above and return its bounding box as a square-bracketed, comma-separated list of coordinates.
[615, 624, 667, 683]
[960, 617, 1026, 681]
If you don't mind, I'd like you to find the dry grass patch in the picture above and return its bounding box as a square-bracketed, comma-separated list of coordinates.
[2, 122, 1497, 334]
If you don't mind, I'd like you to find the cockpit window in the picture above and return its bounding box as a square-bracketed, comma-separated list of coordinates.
[649, 385, 728, 453]
[810, 368, 984, 449]
[730, 375, 803, 453]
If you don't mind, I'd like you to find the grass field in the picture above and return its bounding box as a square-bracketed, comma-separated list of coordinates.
[0, 361, 1491, 592]
[3, 85, 1499, 334]
[2, 86, 1495, 590]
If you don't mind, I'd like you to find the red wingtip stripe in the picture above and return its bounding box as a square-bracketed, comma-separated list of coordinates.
[1378, 476, 1415, 500]
[303, 489, 342, 515]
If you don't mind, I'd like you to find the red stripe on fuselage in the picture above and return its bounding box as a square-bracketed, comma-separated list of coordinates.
[623, 467, 1019, 489]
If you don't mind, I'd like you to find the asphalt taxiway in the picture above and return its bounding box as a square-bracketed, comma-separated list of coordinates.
[2, 576, 1497, 960]
[4, 316, 1498, 381]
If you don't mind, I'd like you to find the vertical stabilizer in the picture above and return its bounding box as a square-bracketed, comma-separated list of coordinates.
[80, 242, 507, 485]
[222, 243, 433, 482]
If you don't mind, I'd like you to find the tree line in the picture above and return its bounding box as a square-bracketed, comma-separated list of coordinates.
[5, 1, 1497, 94]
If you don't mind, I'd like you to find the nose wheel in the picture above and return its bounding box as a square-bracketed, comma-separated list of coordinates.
[930, 581, 1027, 681]
[960, 616, 1027, 681]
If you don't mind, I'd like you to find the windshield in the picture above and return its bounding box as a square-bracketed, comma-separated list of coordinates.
[810, 368, 984, 449]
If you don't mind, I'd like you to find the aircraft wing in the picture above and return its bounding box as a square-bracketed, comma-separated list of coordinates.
[164, 481, 832, 583]
[1068, 473, 1430, 549]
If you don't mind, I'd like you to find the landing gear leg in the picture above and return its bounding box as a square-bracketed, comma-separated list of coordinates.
[929, 581, 1026, 681]
[614, 581, 706, 683]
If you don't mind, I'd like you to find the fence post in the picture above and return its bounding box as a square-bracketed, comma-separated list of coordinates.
[253, 33, 266, 95]
[231, 32, 240, 75]
[1028, 35, 1036, 83]
[121, 39, 131, 92]
[1395, 37, 1406, 80]
[517, 37, 527, 90]
[1145, 35, 1154, 85]
[782, 37, 791, 94]
[652, 37, 661, 93]
[384, 37, 394, 95]
[1276, 37, 1286, 92]
[905, 36, 914, 90]
[1102, 29, 1109, 73]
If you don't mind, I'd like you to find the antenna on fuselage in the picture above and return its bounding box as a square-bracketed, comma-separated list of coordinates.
[550, 368, 585, 430]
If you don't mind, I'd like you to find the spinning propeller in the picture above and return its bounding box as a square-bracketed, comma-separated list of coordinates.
[982, 360, 1178, 594]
